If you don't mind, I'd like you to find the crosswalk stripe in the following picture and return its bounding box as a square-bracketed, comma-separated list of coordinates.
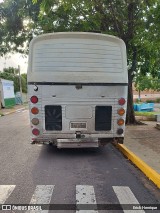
[26, 185, 55, 213]
[0, 185, 16, 204]
[76, 185, 98, 213]
[0, 184, 148, 212]
[113, 186, 145, 213]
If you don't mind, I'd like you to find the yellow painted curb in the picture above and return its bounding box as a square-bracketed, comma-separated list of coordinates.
[115, 144, 160, 189]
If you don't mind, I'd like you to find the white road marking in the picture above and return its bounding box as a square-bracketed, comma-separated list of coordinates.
[0, 185, 16, 204]
[26, 185, 55, 213]
[76, 185, 98, 213]
[113, 186, 145, 213]
[0, 185, 148, 213]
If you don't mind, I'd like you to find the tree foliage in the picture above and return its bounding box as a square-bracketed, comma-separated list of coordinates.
[1, 0, 160, 124]
[135, 74, 160, 92]
[32, 0, 160, 124]
[21, 73, 27, 93]
[0, 0, 42, 55]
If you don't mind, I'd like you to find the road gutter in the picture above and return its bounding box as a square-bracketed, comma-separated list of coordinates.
[114, 143, 160, 189]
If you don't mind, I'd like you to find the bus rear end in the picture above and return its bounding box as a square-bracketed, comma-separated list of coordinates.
[27, 32, 128, 148]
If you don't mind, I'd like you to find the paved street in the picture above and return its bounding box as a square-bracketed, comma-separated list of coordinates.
[0, 110, 160, 213]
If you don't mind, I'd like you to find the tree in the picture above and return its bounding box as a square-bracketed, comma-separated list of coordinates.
[135, 74, 160, 96]
[32, 0, 160, 124]
[0, 0, 42, 55]
[21, 73, 27, 93]
[1, 0, 160, 124]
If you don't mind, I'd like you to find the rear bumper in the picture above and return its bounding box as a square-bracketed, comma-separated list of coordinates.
[56, 138, 99, 148]
[31, 135, 124, 147]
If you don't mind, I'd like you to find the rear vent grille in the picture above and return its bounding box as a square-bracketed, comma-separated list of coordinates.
[45, 105, 62, 130]
[95, 106, 112, 131]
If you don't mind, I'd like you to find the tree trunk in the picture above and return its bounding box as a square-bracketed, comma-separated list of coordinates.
[138, 89, 141, 100]
[126, 71, 136, 124]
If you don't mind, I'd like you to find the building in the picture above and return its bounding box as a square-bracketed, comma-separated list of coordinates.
[0, 79, 15, 108]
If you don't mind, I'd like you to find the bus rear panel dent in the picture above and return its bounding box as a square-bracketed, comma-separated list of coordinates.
[28, 32, 128, 148]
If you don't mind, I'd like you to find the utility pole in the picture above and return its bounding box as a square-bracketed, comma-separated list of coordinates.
[18, 65, 23, 104]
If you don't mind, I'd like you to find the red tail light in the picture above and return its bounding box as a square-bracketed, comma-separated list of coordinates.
[30, 96, 38, 104]
[118, 98, 126, 105]
[32, 128, 40, 136]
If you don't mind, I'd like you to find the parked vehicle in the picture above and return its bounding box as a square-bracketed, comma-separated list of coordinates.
[27, 32, 128, 148]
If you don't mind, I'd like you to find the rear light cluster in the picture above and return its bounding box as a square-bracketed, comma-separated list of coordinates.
[117, 98, 126, 135]
[30, 96, 40, 136]
[117, 118, 124, 126]
[117, 108, 125, 116]
[31, 118, 39, 125]
[32, 128, 40, 136]
[118, 97, 126, 105]
[31, 107, 39, 114]
[30, 96, 38, 104]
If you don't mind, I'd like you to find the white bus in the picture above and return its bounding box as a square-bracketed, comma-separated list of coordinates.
[27, 32, 128, 148]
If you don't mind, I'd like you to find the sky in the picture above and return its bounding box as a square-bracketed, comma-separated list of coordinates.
[0, 54, 28, 73]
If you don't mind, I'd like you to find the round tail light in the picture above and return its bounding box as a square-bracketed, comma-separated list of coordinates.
[117, 128, 124, 135]
[31, 107, 39, 114]
[117, 108, 125, 116]
[30, 96, 38, 104]
[31, 118, 39, 125]
[32, 128, 40, 136]
[118, 98, 126, 105]
[117, 118, 124, 126]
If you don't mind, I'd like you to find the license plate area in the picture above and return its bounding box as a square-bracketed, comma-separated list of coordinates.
[70, 122, 87, 130]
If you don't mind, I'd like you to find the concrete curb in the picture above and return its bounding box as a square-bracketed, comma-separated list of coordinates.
[114, 144, 160, 189]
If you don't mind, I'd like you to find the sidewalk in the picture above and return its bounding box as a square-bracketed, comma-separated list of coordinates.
[0, 104, 28, 116]
[124, 121, 160, 174]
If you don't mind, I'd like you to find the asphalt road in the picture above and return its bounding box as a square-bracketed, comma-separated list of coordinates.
[0, 110, 160, 213]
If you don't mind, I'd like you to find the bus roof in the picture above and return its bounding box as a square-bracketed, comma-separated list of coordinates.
[27, 32, 128, 84]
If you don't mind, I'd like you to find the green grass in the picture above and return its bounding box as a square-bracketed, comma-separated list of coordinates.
[135, 111, 160, 116]
[134, 98, 160, 103]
